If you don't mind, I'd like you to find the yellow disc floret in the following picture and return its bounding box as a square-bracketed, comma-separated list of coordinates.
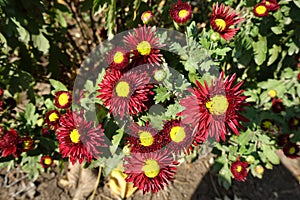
[206, 95, 229, 115]
[236, 165, 242, 173]
[113, 51, 124, 64]
[255, 5, 267, 15]
[44, 157, 52, 165]
[115, 81, 130, 97]
[215, 18, 227, 31]
[49, 112, 59, 122]
[70, 129, 80, 144]
[139, 131, 154, 147]
[137, 41, 151, 56]
[289, 147, 296, 154]
[178, 9, 189, 19]
[169, 126, 186, 143]
[142, 159, 160, 178]
[58, 93, 70, 106]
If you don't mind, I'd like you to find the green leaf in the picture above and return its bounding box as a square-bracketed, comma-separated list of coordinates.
[49, 79, 68, 92]
[109, 128, 124, 155]
[24, 103, 39, 126]
[32, 32, 50, 55]
[165, 102, 184, 118]
[267, 45, 281, 66]
[253, 35, 267, 65]
[218, 164, 232, 190]
[287, 42, 299, 56]
[154, 86, 171, 103]
[271, 26, 283, 35]
[133, 0, 141, 20]
[105, 0, 116, 40]
[294, 0, 300, 8]
[261, 145, 280, 165]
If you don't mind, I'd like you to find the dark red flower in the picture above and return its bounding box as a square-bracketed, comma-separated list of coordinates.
[41, 128, 51, 137]
[253, 2, 269, 17]
[277, 134, 290, 147]
[124, 25, 164, 66]
[210, 3, 243, 41]
[180, 71, 248, 142]
[0, 88, 3, 97]
[124, 151, 178, 194]
[170, 0, 192, 25]
[297, 73, 300, 81]
[160, 119, 193, 155]
[18, 136, 34, 152]
[107, 47, 130, 70]
[45, 110, 60, 126]
[263, 0, 280, 12]
[288, 117, 300, 130]
[125, 123, 162, 153]
[230, 161, 248, 181]
[56, 110, 107, 164]
[260, 119, 280, 134]
[40, 155, 54, 168]
[283, 142, 300, 159]
[271, 98, 285, 113]
[0, 128, 19, 157]
[97, 69, 154, 119]
[54, 91, 72, 109]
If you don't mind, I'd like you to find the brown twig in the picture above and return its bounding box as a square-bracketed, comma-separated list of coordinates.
[89, 166, 102, 200]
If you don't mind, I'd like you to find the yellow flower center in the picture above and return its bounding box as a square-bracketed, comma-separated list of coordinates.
[113, 51, 124, 64]
[215, 18, 227, 31]
[44, 157, 52, 165]
[23, 140, 32, 150]
[58, 93, 70, 106]
[142, 159, 160, 178]
[268, 90, 277, 98]
[115, 81, 130, 97]
[170, 126, 186, 143]
[289, 147, 296, 154]
[139, 131, 154, 147]
[236, 165, 242, 173]
[137, 41, 151, 56]
[49, 112, 59, 122]
[206, 95, 229, 115]
[262, 121, 272, 129]
[256, 5, 267, 15]
[70, 129, 80, 144]
[178, 9, 189, 19]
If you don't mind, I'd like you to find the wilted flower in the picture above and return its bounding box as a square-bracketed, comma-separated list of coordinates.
[288, 117, 300, 130]
[0, 128, 19, 157]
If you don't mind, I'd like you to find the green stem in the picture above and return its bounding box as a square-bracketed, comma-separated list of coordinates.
[89, 166, 102, 200]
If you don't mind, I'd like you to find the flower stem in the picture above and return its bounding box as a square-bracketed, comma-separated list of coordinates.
[89, 166, 102, 200]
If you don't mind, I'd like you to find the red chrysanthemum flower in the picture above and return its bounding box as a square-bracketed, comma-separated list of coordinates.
[263, 0, 280, 12]
[277, 134, 290, 147]
[45, 110, 60, 127]
[230, 161, 248, 181]
[141, 11, 153, 24]
[170, 0, 192, 25]
[283, 142, 300, 159]
[180, 71, 248, 142]
[18, 136, 34, 152]
[54, 91, 72, 109]
[298, 73, 300, 81]
[97, 69, 154, 119]
[253, 2, 269, 17]
[125, 123, 162, 153]
[288, 116, 300, 130]
[160, 119, 193, 155]
[56, 110, 107, 164]
[0, 128, 19, 157]
[0, 88, 3, 97]
[124, 151, 179, 194]
[40, 155, 54, 168]
[210, 3, 243, 41]
[124, 25, 164, 66]
[271, 98, 285, 113]
[107, 47, 130, 70]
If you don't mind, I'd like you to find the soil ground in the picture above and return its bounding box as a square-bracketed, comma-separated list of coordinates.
[0, 151, 299, 200]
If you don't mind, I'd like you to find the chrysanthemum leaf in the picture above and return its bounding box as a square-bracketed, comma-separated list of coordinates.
[49, 79, 68, 92]
[154, 86, 171, 103]
[253, 35, 267, 65]
[165, 102, 184, 118]
[110, 128, 124, 155]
